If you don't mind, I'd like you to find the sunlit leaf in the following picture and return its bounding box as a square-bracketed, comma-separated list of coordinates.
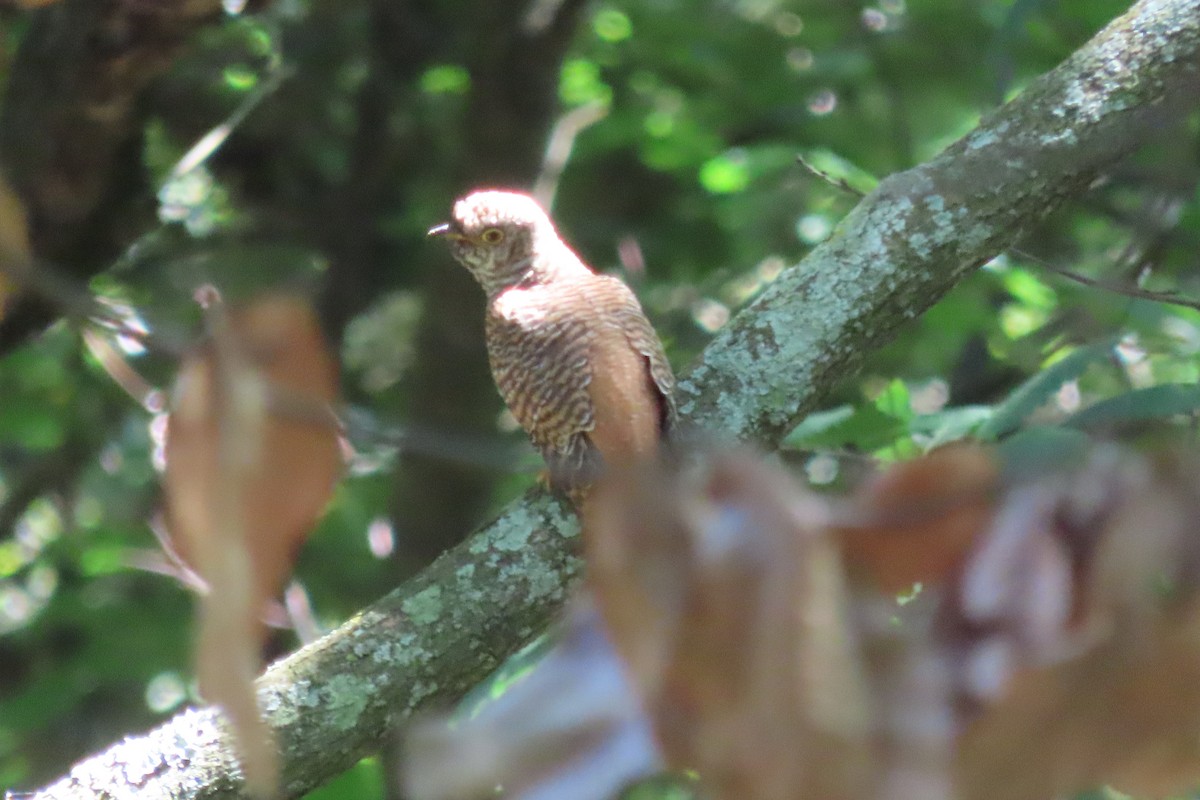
[420, 64, 471, 95]
[222, 65, 258, 91]
[560, 59, 612, 107]
[874, 378, 912, 421]
[785, 404, 906, 451]
[165, 292, 341, 797]
[699, 154, 750, 194]
[909, 404, 993, 447]
[594, 8, 633, 42]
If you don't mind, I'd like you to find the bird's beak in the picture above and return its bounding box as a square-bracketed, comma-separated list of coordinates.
[427, 222, 459, 238]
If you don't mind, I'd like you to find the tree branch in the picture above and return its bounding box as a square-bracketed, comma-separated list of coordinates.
[28, 0, 1200, 797]
[676, 0, 1200, 445]
[35, 490, 581, 800]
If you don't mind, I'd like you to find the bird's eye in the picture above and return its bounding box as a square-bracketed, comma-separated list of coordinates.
[480, 228, 505, 245]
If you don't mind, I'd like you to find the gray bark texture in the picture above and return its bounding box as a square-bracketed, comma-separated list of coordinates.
[31, 0, 1200, 797]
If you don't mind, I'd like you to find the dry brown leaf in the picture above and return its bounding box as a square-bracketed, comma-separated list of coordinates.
[408, 443, 1200, 800]
[0, 173, 31, 319]
[838, 443, 999, 594]
[948, 448, 1200, 799]
[165, 292, 341, 797]
[585, 452, 872, 800]
[854, 587, 956, 800]
[957, 611, 1200, 800]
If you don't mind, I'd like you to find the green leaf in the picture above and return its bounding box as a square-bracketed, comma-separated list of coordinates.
[699, 153, 750, 194]
[419, 64, 470, 95]
[459, 633, 555, 719]
[560, 59, 612, 107]
[0, 403, 65, 450]
[785, 403, 906, 451]
[593, 7, 633, 42]
[873, 378, 913, 421]
[0, 542, 24, 578]
[304, 757, 383, 800]
[999, 266, 1057, 311]
[978, 341, 1114, 440]
[222, 65, 258, 92]
[1065, 383, 1200, 430]
[909, 404, 994, 447]
[787, 405, 854, 442]
[621, 775, 700, 800]
[996, 426, 1094, 482]
[78, 545, 128, 577]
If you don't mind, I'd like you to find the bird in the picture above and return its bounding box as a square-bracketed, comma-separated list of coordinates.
[429, 189, 675, 508]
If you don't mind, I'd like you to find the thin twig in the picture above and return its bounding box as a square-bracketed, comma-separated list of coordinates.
[82, 329, 163, 412]
[1, 242, 191, 358]
[341, 408, 538, 474]
[166, 66, 294, 184]
[7, 245, 532, 472]
[1010, 247, 1200, 313]
[795, 155, 866, 198]
[534, 101, 609, 210]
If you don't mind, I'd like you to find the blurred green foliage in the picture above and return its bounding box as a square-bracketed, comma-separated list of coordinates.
[1, 0, 1199, 797]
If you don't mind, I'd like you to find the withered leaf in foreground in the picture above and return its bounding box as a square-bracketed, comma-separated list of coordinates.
[164, 292, 341, 797]
[950, 447, 1200, 800]
[837, 443, 999, 594]
[0, 172, 30, 318]
[404, 442, 1200, 800]
[586, 452, 873, 800]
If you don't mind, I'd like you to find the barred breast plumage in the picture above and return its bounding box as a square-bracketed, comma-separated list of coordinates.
[430, 189, 675, 505]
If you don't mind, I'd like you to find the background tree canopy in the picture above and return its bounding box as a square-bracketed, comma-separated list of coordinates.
[1, 0, 1199, 798]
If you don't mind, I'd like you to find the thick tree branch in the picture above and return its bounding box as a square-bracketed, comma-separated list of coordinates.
[29, 0, 1200, 797]
[676, 0, 1200, 445]
[33, 491, 581, 800]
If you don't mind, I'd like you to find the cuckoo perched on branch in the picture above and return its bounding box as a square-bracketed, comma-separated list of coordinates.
[430, 190, 676, 508]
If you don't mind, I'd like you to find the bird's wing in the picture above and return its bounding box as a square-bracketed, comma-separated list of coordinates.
[581, 275, 675, 470]
[596, 274, 677, 434]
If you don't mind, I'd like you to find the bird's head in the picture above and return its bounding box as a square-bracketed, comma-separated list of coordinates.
[429, 190, 564, 294]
